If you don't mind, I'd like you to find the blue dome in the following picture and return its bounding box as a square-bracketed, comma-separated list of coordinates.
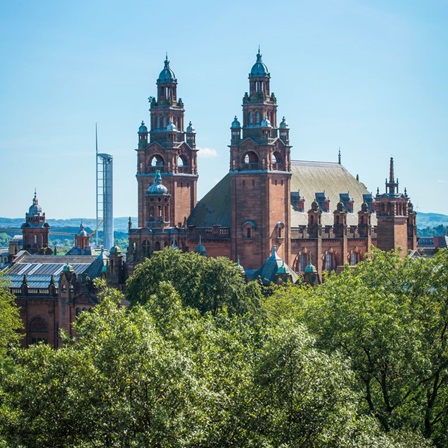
[166, 120, 177, 131]
[157, 56, 176, 83]
[77, 222, 88, 237]
[249, 49, 269, 78]
[261, 115, 272, 128]
[279, 116, 289, 129]
[28, 192, 42, 215]
[147, 170, 169, 195]
[194, 235, 207, 256]
[139, 120, 148, 133]
[231, 116, 241, 129]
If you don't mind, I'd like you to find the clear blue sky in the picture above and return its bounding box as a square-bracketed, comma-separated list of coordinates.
[1, 0, 447, 218]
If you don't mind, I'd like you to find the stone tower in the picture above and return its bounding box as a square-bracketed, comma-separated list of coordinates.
[21, 191, 52, 255]
[136, 56, 198, 229]
[229, 50, 292, 270]
[376, 158, 416, 255]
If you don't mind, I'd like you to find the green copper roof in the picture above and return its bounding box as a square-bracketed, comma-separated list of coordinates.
[157, 56, 176, 83]
[249, 49, 270, 78]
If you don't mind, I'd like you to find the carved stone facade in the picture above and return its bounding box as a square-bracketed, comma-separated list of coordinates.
[128, 52, 418, 281]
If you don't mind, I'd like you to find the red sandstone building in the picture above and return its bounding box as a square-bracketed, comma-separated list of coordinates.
[127, 51, 417, 280]
[5, 52, 418, 346]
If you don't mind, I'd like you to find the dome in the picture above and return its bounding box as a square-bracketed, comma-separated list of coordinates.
[157, 56, 176, 83]
[166, 120, 177, 131]
[249, 49, 270, 78]
[231, 116, 241, 129]
[139, 121, 148, 133]
[28, 192, 42, 215]
[279, 116, 289, 129]
[260, 115, 272, 128]
[304, 259, 317, 274]
[77, 222, 88, 237]
[62, 263, 74, 273]
[236, 257, 245, 275]
[186, 121, 195, 133]
[147, 170, 169, 195]
[110, 245, 122, 255]
[194, 235, 207, 256]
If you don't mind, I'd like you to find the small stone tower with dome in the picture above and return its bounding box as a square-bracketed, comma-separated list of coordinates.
[135, 56, 198, 230]
[228, 49, 292, 269]
[21, 191, 52, 255]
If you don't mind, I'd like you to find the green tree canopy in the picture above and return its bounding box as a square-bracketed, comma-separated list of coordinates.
[302, 249, 448, 446]
[126, 247, 262, 315]
[0, 274, 23, 358]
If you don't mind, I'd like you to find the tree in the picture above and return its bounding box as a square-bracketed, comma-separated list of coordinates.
[126, 248, 262, 315]
[0, 274, 23, 358]
[302, 249, 448, 446]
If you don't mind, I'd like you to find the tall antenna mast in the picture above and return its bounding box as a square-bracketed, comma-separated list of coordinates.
[95, 123, 99, 247]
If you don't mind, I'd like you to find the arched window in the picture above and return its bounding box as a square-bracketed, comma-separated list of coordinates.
[325, 253, 334, 272]
[350, 252, 358, 265]
[242, 221, 255, 239]
[28, 316, 48, 345]
[249, 111, 253, 124]
[242, 151, 259, 170]
[271, 151, 282, 169]
[154, 241, 161, 251]
[142, 240, 151, 258]
[177, 155, 188, 173]
[150, 155, 165, 169]
[298, 253, 307, 272]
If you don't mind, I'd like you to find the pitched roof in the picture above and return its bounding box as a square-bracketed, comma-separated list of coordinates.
[188, 174, 231, 227]
[291, 160, 375, 226]
[188, 161, 376, 229]
[4, 254, 104, 288]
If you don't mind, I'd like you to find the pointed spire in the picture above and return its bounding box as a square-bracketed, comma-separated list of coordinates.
[385, 157, 399, 195]
[389, 157, 394, 183]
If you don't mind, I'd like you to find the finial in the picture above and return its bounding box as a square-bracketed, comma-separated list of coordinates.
[154, 170, 162, 185]
[389, 157, 394, 183]
[338, 148, 341, 164]
[377, 187, 380, 195]
[356, 174, 359, 181]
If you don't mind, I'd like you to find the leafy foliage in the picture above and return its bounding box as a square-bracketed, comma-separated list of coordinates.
[127, 248, 262, 315]
[1, 250, 444, 446]
[0, 275, 23, 358]
[302, 249, 448, 445]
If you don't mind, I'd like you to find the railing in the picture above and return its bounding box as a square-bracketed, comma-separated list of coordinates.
[192, 227, 231, 239]
[241, 163, 259, 171]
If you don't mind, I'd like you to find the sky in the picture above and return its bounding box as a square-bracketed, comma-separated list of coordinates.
[0, 0, 447, 219]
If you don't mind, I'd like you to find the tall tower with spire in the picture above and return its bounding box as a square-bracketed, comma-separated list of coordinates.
[136, 56, 198, 229]
[229, 50, 292, 269]
[375, 158, 416, 255]
[21, 191, 52, 255]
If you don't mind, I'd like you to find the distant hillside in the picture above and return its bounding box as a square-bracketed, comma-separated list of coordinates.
[0, 217, 137, 233]
[1, 213, 446, 234]
[416, 212, 448, 228]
